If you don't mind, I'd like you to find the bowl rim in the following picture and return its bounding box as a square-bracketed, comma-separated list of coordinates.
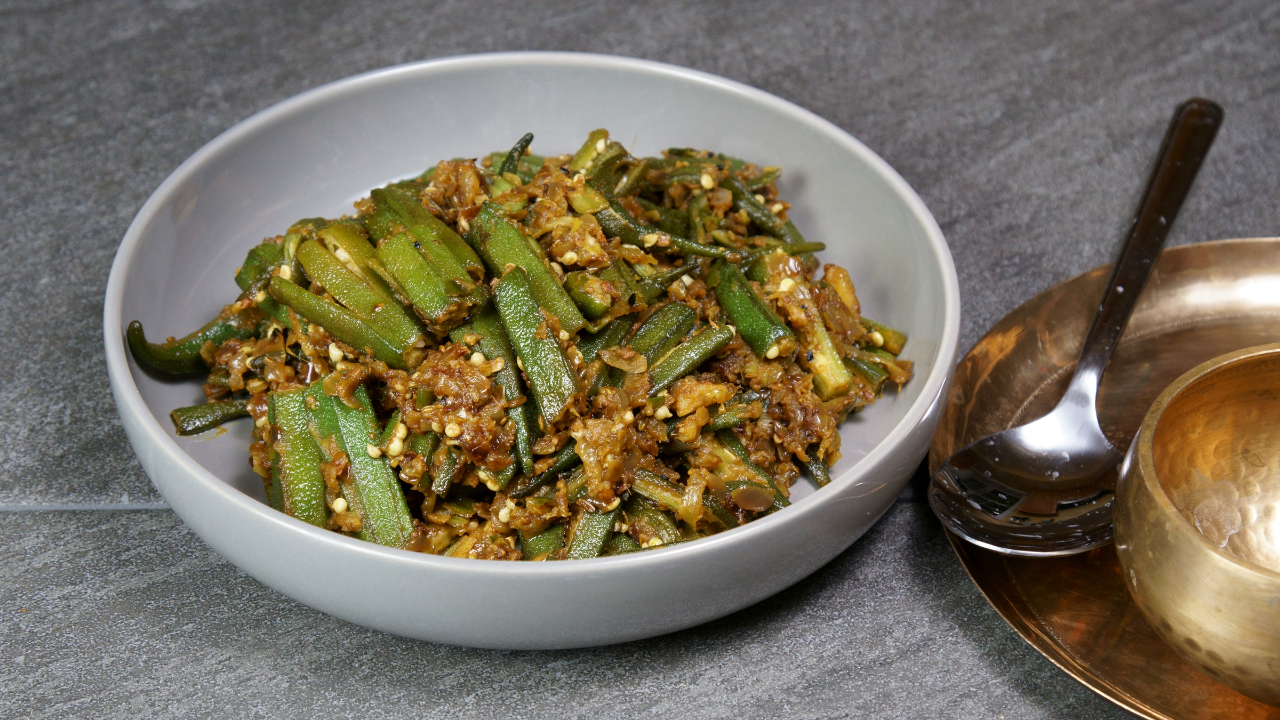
[1135, 341, 1280, 581]
[103, 50, 961, 575]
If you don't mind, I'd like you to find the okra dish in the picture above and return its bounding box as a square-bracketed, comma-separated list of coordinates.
[128, 129, 912, 560]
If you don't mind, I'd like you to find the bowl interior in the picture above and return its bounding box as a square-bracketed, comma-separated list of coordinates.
[1152, 350, 1280, 576]
[116, 54, 953, 518]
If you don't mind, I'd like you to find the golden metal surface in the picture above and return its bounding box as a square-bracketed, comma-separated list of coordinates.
[930, 238, 1280, 719]
[1116, 344, 1280, 707]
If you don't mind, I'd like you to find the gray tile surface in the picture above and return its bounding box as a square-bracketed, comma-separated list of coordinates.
[4, 0, 1279, 716]
[3, 504, 1127, 720]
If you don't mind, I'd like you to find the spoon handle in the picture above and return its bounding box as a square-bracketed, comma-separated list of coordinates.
[1069, 98, 1223, 397]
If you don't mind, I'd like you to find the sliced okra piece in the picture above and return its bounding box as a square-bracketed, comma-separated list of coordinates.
[714, 429, 790, 512]
[575, 314, 635, 365]
[267, 388, 329, 527]
[498, 132, 534, 176]
[375, 232, 481, 335]
[860, 318, 908, 355]
[368, 187, 484, 281]
[520, 524, 565, 560]
[508, 440, 580, 499]
[719, 175, 803, 244]
[633, 196, 692, 241]
[305, 382, 414, 548]
[804, 450, 833, 489]
[296, 239, 423, 350]
[268, 277, 407, 369]
[569, 129, 610, 172]
[563, 271, 614, 320]
[599, 302, 697, 392]
[431, 445, 466, 496]
[126, 309, 262, 375]
[170, 398, 249, 436]
[494, 266, 580, 423]
[470, 203, 587, 334]
[565, 507, 622, 560]
[623, 496, 684, 546]
[235, 242, 284, 291]
[709, 259, 796, 361]
[647, 324, 735, 397]
[450, 300, 536, 476]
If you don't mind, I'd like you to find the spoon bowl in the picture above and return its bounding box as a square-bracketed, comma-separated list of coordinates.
[930, 98, 1224, 557]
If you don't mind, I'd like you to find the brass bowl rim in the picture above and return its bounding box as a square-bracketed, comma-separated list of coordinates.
[1133, 341, 1280, 582]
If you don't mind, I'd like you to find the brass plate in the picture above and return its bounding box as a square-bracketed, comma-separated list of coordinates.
[929, 238, 1280, 719]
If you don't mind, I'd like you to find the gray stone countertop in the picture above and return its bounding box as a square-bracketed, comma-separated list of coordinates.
[3, 1, 1278, 717]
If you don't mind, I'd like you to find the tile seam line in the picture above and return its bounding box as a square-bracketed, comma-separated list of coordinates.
[0, 503, 171, 511]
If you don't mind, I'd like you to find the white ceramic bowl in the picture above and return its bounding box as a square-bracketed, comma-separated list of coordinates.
[104, 52, 959, 649]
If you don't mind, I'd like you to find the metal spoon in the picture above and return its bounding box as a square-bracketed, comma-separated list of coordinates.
[929, 98, 1223, 557]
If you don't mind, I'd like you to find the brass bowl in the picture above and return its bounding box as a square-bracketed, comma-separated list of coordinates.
[1116, 343, 1280, 707]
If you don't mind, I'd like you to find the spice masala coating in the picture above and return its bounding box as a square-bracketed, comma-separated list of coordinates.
[129, 129, 913, 560]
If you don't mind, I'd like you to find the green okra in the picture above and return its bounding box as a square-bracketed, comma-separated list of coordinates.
[170, 398, 250, 436]
[714, 429, 790, 512]
[647, 323, 735, 396]
[563, 271, 614, 320]
[861, 318, 908, 355]
[565, 507, 621, 560]
[126, 311, 262, 375]
[508, 439, 580, 499]
[575, 315, 635, 365]
[451, 300, 536, 476]
[235, 243, 284, 291]
[521, 524, 565, 560]
[719, 175, 803, 243]
[494, 266, 580, 424]
[296, 239, 423, 351]
[709, 259, 796, 361]
[498, 132, 534, 176]
[375, 232, 480, 335]
[470, 203, 587, 334]
[431, 445, 466, 496]
[268, 277, 407, 369]
[268, 388, 329, 527]
[305, 382, 414, 548]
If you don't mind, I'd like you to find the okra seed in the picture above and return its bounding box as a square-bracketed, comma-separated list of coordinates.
[490, 358, 505, 372]
[680, 274, 694, 286]
[394, 422, 408, 440]
[777, 277, 796, 293]
[560, 251, 578, 265]
[253, 290, 266, 303]
[328, 343, 343, 364]
[654, 406, 672, 420]
[754, 193, 766, 204]
[699, 173, 715, 190]
[366, 443, 382, 458]
[642, 233, 659, 248]
[387, 437, 404, 457]
[470, 352, 486, 365]
[869, 330, 885, 347]
[558, 330, 570, 342]
[431, 421, 443, 434]
[770, 202, 785, 215]
[278, 265, 292, 281]
[457, 217, 470, 233]
[605, 497, 621, 511]
[254, 415, 268, 428]
[516, 357, 525, 371]
[622, 410, 634, 424]
[497, 507, 512, 523]
[594, 138, 606, 153]
[445, 423, 462, 438]
[765, 345, 780, 360]
[331, 497, 348, 513]
[468, 520, 479, 530]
